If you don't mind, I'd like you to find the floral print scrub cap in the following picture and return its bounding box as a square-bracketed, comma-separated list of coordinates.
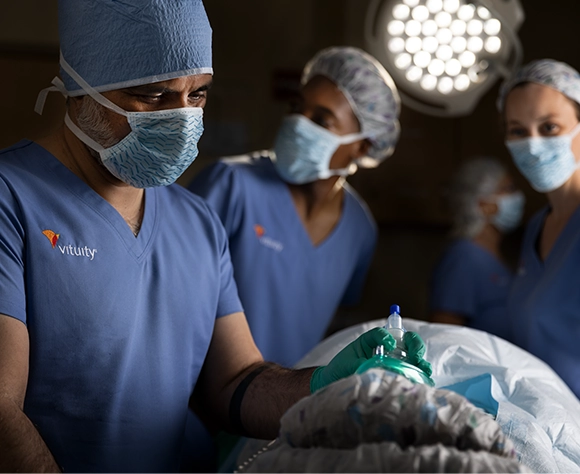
[497, 59, 580, 112]
[302, 46, 401, 166]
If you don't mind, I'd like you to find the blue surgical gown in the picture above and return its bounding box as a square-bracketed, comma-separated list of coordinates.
[508, 205, 580, 398]
[189, 153, 378, 367]
[0, 141, 242, 472]
[430, 239, 514, 340]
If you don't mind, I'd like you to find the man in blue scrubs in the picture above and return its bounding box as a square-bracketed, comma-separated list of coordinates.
[0, 2, 430, 472]
[189, 47, 401, 367]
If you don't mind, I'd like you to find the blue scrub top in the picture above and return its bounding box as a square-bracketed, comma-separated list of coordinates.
[0, 141, 243, 473]
[508, 206, 580, 398]
[430, 239, 514, 340]
[188, 153, 378, 367]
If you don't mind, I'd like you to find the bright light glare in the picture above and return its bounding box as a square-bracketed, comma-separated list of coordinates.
[443, 0, 460, 14]
[438, 76, 454, 94]
[468, 63, 486, 82]
[395, 53, 412, 70]
[467, 36, 483, 53]
[406, 66, 423, 82]
[459, 51, 476, 67]
[393, 4, 411, 20]
[477, 6, 491, 19]
[450, 19, 466, 35]
[406, 36, 423, 54]
[421, 74, 438, 91]
[422, 19, 438, 36]
[457, 4, 475, 21]
[436, 29, 453, 45]
[412, 5, 430, 22]
[467, 19, 483, 36]
[445, 58, 462, 76]
[484, 19, 501, 35]
[388, 20, 405, 36]
[388, 37, 406, 53]
[405, 20, 422, 36]
[485, 36, 502, 54]
[403, 0, 420, 6]
[451, 36, 467, 53]
[426, 0, 443, 14]
[454, 74, 471, 91]
[422, 36, 439, 53]
[428, 59, 445, 76]
[414, 51, 432, 68]
[435, 11, 452, 27]
[436, 44, 453, 61]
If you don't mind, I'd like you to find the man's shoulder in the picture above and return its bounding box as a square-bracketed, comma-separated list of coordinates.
[215, 150, 275, 178]
[191, 150, 277, 191]
[219, 150, 274, 168]
[0, 140, 39, 164]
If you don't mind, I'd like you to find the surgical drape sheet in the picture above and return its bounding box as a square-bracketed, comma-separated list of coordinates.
[295, 319, 580, 473]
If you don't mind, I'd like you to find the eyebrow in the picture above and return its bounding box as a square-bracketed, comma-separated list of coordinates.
[125, 80, 213, 95]
[507, 113, 558, 125]
[313, 104, 337, 119]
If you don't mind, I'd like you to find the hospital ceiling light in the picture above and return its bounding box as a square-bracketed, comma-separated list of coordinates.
[365, 0, 524, 117]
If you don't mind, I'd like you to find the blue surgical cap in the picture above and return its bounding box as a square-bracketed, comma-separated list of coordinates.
[497, 59, 580, 112]
[58, 0, 212, 96]
[302, 46, 401, 167]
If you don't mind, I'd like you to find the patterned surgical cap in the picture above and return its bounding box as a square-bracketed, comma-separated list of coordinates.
[497, 59, 580, 112]
[59, 0, 212, 96]
[302, 46, 401, 167]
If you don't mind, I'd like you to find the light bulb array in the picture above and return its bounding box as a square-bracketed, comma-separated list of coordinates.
[387, 0, 502, 94]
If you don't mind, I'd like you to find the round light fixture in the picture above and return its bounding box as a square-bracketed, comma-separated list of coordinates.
[365, 0, 524, 116]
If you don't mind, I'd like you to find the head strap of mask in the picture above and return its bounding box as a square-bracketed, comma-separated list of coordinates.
[35, 52, 128, 118]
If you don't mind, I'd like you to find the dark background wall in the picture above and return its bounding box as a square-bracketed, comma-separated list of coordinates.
[1, 0, 579, 333]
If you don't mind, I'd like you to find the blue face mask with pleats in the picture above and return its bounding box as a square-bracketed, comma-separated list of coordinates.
[505, 123, 580, 192]
[52, 56, 204, 189]
[273, 114, 365, 184]
[65, 107, 203, 188]
[490, 191, 526, 232]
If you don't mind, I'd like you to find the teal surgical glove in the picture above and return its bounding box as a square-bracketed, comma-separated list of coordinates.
[403, 331, 433, 376]
[310, 328, 433, 393]
[310, 327, 395, 393]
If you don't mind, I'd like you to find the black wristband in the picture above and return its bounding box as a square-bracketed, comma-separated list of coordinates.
[229, 364, 269, 436]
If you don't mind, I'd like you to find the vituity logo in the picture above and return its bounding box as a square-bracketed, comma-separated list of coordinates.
[42, 230, 60, 248]
[253, 224, 283, 253]
[42, 229, 98, 261]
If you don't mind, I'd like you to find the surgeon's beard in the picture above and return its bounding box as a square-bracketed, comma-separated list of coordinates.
[75, 96, 120, 160]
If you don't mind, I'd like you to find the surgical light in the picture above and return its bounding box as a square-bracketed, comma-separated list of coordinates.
[365, 0, 524, 116]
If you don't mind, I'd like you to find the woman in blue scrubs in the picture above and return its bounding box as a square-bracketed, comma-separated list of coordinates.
[189, 47, 401, 368]
[498, 59, 580, 397]
[429, 157, 525, 340]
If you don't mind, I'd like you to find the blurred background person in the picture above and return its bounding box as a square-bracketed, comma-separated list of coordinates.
[429, 157, 525, 340]
[499, 59, 580, 398]
[189, 46, 401, 368]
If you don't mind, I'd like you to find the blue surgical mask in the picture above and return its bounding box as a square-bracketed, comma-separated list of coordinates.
[273, 114, 365, 184]
[39, 56, 204, 189]
[65, 108, 203, 188]
[490, 191, 525, 232]
[505, 123, 580, 192]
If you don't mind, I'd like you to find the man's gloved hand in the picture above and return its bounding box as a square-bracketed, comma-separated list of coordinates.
[403, 331, 433, 377]
[310, 328, 432, 393]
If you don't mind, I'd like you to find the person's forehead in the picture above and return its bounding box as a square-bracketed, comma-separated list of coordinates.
[302, 76, 352, 111]
[505, 83, 574, 117]
[123, 74, 213, 92]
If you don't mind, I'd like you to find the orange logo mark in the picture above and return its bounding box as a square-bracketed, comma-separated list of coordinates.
[42, 230, 60, 248]
[254, 224, 265, 238]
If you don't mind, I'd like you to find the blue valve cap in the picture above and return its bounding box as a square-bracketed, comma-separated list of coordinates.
[390, 304, 400, 315]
